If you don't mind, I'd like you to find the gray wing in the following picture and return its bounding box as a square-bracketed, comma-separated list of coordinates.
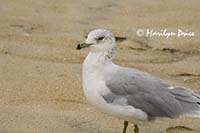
[103, 66, 200, 120]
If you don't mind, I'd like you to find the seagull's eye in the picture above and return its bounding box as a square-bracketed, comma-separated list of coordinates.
[97, 36, 104, 41]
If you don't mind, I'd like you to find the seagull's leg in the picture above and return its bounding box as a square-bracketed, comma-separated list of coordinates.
[134, 124, 139, 133]
[123, 121, 129, 133]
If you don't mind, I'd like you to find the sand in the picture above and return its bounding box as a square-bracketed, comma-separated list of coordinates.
[0, 0, 200, 132]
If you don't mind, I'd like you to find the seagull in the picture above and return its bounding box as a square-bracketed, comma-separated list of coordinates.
[76, 29, 200, 133]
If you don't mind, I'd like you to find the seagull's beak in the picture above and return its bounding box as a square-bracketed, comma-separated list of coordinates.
[76, 42, 93, 50]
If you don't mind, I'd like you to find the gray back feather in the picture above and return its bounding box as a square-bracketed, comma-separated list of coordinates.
[104, 66, 200, 120]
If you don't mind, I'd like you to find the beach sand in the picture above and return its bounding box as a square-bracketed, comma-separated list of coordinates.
[0, 0, 200, 132]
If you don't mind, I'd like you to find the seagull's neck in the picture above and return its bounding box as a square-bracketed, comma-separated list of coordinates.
[83, 49, 114, 79]
[84, 49, 114, 67]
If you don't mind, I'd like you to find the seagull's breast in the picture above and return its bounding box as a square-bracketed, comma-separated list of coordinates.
[82, 57, 110, 108]
[82, 52, 117, 112]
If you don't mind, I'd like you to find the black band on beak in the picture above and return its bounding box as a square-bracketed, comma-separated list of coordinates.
[76, 44, 82, 50]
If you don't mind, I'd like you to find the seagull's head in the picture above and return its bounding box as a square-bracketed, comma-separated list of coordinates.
[77, 29, 116, 52]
